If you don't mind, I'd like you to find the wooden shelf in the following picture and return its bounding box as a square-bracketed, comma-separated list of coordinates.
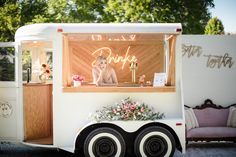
[63, 85, 175, 93]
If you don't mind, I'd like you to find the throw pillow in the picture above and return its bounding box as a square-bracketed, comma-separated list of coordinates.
[185, 108, 199, 130]
[227, 106, 236, 127]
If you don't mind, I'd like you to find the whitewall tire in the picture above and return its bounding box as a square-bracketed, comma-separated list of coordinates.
[134, 126, 175, 157]
[84, 127, 126, 157]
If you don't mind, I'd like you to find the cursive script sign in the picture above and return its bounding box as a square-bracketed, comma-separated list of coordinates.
[182, 44, 234, 69]
[91, 46, 137, 69]
[182, 44, 203, 58]
[204, 53, 234, 69]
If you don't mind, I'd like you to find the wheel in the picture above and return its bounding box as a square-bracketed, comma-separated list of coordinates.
[134, 126, 176, 157]
[83, 127, 126, 157]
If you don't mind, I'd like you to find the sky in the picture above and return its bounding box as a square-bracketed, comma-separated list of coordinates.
[209, 0, 236, 33]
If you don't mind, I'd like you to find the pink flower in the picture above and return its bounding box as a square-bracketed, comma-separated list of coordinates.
[140, 107, 145, 113]
[130, 104, 136, 110]
[92, 97, 165, 121]
[72, 75, 84, 82]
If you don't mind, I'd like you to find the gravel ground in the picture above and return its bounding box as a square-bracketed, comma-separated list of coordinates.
[0, 141, 236, 157]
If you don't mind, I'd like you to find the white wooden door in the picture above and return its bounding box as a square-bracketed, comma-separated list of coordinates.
[0, 42, 23, 141]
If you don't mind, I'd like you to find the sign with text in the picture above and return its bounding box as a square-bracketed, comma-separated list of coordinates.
[65, 33, 165, 83]
[182, 35, 236, 105]
[153, 73, 166, 87]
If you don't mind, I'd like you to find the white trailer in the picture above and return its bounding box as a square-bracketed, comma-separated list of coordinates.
[1, 23, 185, 157]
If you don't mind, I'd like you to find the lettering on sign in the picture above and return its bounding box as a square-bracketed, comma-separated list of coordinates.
[91, 34, 136, 41]
[92, 46, 137, 69]
[204, 53, 234, 69]
[182, 44, 202, 58]
[182, 44, 234, 69]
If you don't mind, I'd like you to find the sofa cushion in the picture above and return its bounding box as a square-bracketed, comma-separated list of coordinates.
[185, 108, 199, 130]
[187, 127, 236, 138]
[194, 108, 229, 127]
[227, 107, 236, 127]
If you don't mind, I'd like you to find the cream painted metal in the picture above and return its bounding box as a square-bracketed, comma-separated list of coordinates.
[1, 24, 185, 156]
[0, 42, 23, 141]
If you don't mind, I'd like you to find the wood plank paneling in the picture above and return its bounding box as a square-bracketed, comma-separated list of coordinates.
[23, 84, 52, 142]
[63, 33, 165, 86]
[166, 35, 176, 86]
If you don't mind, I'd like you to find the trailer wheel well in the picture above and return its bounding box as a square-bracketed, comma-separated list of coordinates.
[74, 122, 182, 156]
[135, 122, 182, 152]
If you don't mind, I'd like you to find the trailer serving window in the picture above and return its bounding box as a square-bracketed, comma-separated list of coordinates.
[62, 33, 176, 92]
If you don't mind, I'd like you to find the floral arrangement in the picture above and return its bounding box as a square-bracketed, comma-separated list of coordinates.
[39, 63, 52, 82]
[92, 97, 165, 121]
[72, 74, 84, 82]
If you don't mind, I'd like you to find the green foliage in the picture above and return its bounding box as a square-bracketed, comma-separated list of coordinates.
[19, 0, 48, 24]
[22, 50, 31, 69]
[106, 0, 162, 23]
[204, 17, 224, 35]
[0, 2, 20, 41]
[46, 0, 73, 22]
[0, 57, 15, 81]
[178, 0, 214, 34]
[0, 0, 216, 42]
[0, 0, 48, 41]
[71, 0, 114, 22]
[31, 0, 112, 23]
[22, 50, 31, 81]
[105, 0, 214, 34]
[0, 47, 15, 81]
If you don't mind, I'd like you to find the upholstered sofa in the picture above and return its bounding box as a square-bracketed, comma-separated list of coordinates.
[185, 99, 236, 143]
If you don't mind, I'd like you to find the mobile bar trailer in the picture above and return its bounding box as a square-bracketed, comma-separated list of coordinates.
[0, 23, 185, 157]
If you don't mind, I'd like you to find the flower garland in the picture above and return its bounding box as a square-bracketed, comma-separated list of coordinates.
[92, 97, 165, 121]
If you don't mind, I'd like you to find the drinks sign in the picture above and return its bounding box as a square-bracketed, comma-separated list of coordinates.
[91, 46, 137, 70]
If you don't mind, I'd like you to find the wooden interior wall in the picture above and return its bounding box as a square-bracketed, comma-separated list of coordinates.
[63, 34, 165, 86]
[23, 84, 52, 141]
[166, 35, 176, 86]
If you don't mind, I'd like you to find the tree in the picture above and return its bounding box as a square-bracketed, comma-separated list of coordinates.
[0, 47, 15, 81]
[34, 0, 214, 34]
[204, 17, 224, 35]
[0, 2, 20, 41]
[0, 0, 216, 42]
[72, 0, 115, 22]
[19, 0, 48, 24]
[29, 0, 116, 23]
[105, 0, 214, 34]
[43, 0, 75, 23]
[30, 0, 100, 23]
[0, 0, 48, 41]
